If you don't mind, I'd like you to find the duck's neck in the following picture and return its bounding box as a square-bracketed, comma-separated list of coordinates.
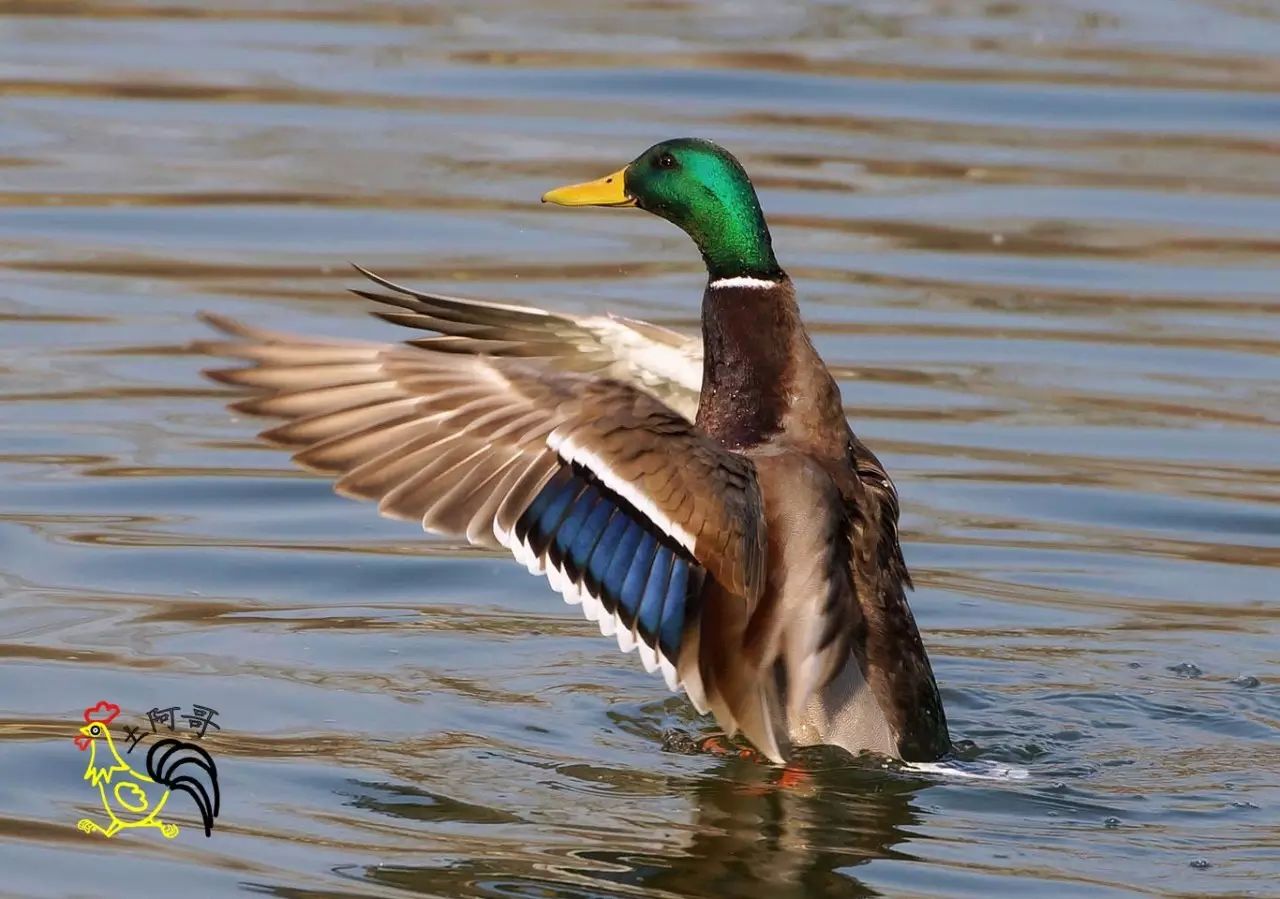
[678, 175, 783, 284]
[696, 277, 796, 448]
[696, 276, 849, 454]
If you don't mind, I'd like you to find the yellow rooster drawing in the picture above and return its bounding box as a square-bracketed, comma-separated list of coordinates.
[74, 700, 220, 839]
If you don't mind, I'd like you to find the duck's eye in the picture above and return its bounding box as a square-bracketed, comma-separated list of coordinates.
[656, 153, 677, 169]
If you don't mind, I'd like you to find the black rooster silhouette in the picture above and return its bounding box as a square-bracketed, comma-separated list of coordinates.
[147, 738, 220, 836]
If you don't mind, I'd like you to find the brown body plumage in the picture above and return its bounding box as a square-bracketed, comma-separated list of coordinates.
[696, 278, 948, 761]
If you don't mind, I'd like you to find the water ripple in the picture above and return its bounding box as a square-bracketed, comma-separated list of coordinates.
[1, 1, 1277, 897]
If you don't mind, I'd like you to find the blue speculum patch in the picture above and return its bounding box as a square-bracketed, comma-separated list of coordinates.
[515, 463, 702, 664]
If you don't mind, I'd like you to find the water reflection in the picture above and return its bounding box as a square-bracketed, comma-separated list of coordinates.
[342, 760, 926, 899]
[627, 762, 923, 899]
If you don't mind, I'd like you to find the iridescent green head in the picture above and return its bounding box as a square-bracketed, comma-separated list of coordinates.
[543, 138, 784, 282]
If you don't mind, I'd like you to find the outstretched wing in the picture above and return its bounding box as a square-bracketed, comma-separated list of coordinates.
[146, 738, 220, 837]
[195, 312, 765, 711]
[350, 266, 703, 420]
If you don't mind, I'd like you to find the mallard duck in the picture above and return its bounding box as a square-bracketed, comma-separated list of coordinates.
[197, 138, 951, 764]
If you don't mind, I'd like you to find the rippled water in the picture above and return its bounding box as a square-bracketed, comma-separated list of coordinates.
[2, 1, 1279, 896]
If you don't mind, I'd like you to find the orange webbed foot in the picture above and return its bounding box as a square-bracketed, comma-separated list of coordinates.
[697, 735, 761, 760]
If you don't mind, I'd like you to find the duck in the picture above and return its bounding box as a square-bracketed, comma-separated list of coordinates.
[196, 137, 951, 764]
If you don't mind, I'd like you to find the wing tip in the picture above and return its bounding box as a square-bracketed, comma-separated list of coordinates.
[195, 310, 246, 335]
[351, 263, 423, 298]
[201, 366, 253, 387]
[192, 313, 262, 355]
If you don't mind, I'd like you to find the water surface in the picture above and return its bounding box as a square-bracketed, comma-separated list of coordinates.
[1, 1, 1278, 896]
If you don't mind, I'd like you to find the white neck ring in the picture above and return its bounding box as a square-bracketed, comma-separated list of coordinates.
[708, 276, 778, 290]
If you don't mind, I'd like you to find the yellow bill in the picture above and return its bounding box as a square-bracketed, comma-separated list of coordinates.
[541, 167, 635, 207]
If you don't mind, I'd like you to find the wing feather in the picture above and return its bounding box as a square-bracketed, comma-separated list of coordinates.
[349, 265, 703, 419]
[196, 310, 764, 707]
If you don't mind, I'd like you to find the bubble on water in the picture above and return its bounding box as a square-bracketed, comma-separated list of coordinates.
[1104, 816, 1121, 828]
[1232, 800, 1259, 810]
[1168, 662, 1203, 678]
[1230, 675, 1261, 689]
[1189, 858, 1212, 870]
